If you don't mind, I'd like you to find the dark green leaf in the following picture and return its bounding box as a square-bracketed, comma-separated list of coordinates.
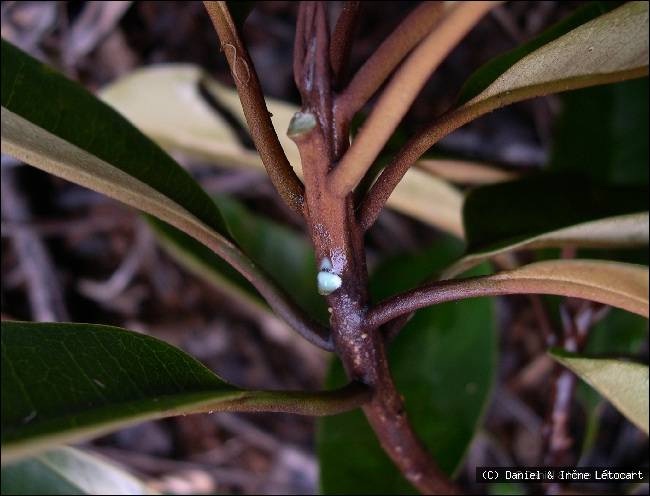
[214, 197, 328, 322]
[318, 238, 497, 493]
[1, 446, 153, 495]
[1, 39, 227, 235]
[464, 175, 648, 254]
[1, 321, 368, 463]
[550, 78, 649, 186]
[1, 41, 321, 339]
[149, 196, 328, 324]
[445, 174, 649, 277]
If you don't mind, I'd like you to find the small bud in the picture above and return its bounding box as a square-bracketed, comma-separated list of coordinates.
[317, 271, 342, 295]
[287, 111, 317, 138]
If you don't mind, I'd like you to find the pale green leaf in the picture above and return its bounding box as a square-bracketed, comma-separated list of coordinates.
[550, 350, 649, 434]
[478, 260, 649, 317]
[100, 65, 465, 237]
[464, 2, 649, 109]
[1, 446, 155, 495]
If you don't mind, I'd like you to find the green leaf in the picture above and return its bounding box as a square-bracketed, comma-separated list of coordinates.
[1, 321, 369, 463]
[318, 239, 497, 494]
[550, 349, 649, 434]
[0, 40, 247, 279]
[445, 174, 648, 277]
[99, 65, 466, 237]
[550, 78, 649, 186]
[458, 2, 612, 104]
[0, 41, 325, 344]
[149, 196, 328, 326]
[215, 197, 329, 321]
[1, 446, 155, 495]
[459, 2, 649, 109]
[575, 309, 648, 456]
[1, 39, 227, 236]
[147, 216, 263, 315]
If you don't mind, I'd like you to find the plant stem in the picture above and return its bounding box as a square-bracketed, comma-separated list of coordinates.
[336, 1, 445, 117]
[359, 67, 648, 231]
[183, 381, 372, 417]
[543, 301, 607, 464]
[292, 5, 457, 491]
[294, 119, 456, 493]
[329, 1, 498, 198]
[366, 267, 647, 332]
[203, 1, 305, 216]
[330, 1, 361, 89]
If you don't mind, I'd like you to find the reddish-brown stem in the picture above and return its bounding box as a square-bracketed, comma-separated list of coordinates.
[330, 1, 361, 89]
[336, 1, 445, 119]
[203, 1, 305, 215]
[366, 270, 646, 333]
[359, 67, 648, 231]
[292, 4, 457, 492]
[544, 367, 577, 470]
[329, 1, 498, 199]
[543, 300, 608, 473]
[295, 119, 456, 492]
[294, 2, 334, 158]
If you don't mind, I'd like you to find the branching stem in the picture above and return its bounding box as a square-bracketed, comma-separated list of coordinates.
[329, 1, 499, 198]
[330, 1, 361, 89]
[336, 1, 445, 117]
[290, 3, 459, 493]
[366, 269, 647, 333]
[359, 64, 648, 231]
[203, 1, 305, 215]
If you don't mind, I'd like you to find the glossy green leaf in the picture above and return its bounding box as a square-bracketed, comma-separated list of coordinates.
[550, 349, 649, 434]
[459, 2, 648, 109]
[318, 239, 497, 494]
[1, 321, 369, 463]
[445, 175, 648, 277]
[1, 446, 155, 495]
[551, 78, 649, 186]
[99, 65, 466, 237]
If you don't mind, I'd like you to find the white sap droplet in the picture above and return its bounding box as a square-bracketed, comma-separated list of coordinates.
[318, 271, 342, 295]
